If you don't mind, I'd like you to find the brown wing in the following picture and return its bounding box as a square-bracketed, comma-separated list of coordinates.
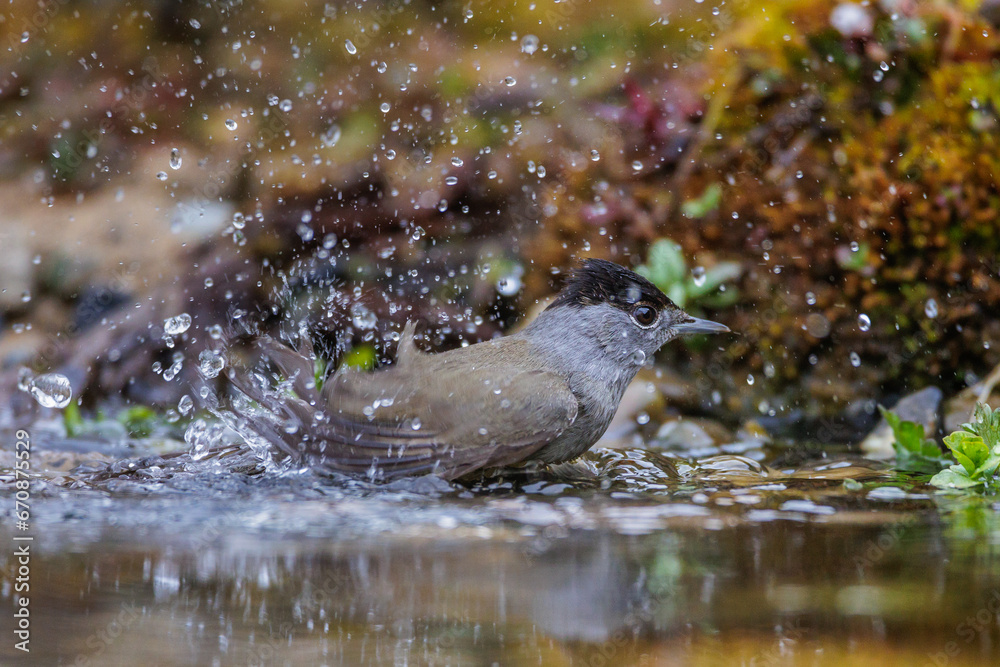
[312, 348, 579, 479]
[229, 335, 578, 481]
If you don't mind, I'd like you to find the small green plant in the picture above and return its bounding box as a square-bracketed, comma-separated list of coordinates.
[880, 406, 950, 475]
[63, 403, 182, 439]
[637, 238, 742, 310]
[680, 183, 722, 219]
[930, 404, 1000, 491]
[341, 343, 377, 371]
[118, 405, 159, 437]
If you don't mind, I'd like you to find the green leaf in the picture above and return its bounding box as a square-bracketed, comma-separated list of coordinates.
[973, 453, 1000, 481]
[342, 344, 377, 371]
[681, 183, 722, 219]
[685, 262, 744, 299]
[638, 239, 687, 290]
[930, 467, 984, 490]
[667, 283, 687, 309]
[943, 431, 988, 474]
[63, 399, 83, 437]
[313, 356, 328, 392]
[967, 403, 1000, 450]
[118, 405, 157, 438]
[880, 405, 950, 475]
[836, 241, 872, 272]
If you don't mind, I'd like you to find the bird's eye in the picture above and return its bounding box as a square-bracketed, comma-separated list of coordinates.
[631, 305, 658, 327]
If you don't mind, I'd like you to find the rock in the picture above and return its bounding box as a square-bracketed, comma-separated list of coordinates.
[652, 417, 733, 452]
[943, 362, 1000, 434]
[860, 386, 942, 459]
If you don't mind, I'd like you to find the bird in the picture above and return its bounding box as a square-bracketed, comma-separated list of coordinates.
[226, 258, 729, 481]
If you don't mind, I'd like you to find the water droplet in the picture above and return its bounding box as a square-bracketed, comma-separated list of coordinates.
[747, 374, 755, 386]
[521, 34, 539, 54]
[636, 412, 650, 425]
[164, 313, 192, 335]
[279, 99, 292, 112]
[411, 418, 422, 431]
[496, 271, 523, 296]
[185, 419, 219, 460]
[805, 292, 817, 306]
[198, 349, 226, 378]
[589, 149, 600, 161]
[631, 160, 643, 172]
[169, 148, 182, 170]
[503, 76, 516, 87]
[380, 102, 391, 113]
[155, 171, 168, 181]
[451, 157, 464, 167]
[320, 125, 341, 147]
[692, 266, 706, 287]
[925, 298, 939, 319]
[857, 313, 871, 332]
[18, 370, 73, 409]
[225, 119, 237, 130]
[849, 351, 861, 367]
[351, 303, 377, 330]
[189, 18, 201, 29]
[345, 39, 357, 54]
[178, 394, 194, 415]
[232, 212, 246, 229]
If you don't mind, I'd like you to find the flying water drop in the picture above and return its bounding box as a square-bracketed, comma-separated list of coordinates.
[198, 349, 226, 379]
[164, 313, 192, 335]
[924, 298, 939, 319]
[18, 370, 73, 409]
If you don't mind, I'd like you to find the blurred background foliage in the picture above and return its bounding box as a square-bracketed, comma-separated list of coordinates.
[2, 0, 1000, 435]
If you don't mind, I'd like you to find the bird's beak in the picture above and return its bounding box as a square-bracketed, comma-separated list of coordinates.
[674, 316, 730, 336]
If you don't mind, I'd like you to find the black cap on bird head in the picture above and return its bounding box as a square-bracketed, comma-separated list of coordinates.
[548, 258, 677, 313]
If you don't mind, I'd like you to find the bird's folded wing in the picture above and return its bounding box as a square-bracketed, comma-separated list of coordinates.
[308, 364, 579, 480]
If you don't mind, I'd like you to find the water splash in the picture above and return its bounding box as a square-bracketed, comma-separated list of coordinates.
[18, 370, 73, 409]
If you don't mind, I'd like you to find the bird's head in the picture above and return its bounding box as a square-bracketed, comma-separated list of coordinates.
[544, 258, 730, 366]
